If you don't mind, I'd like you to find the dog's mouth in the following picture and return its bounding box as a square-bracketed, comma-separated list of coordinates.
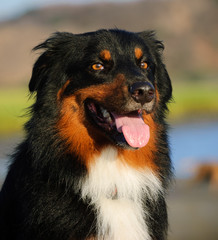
[85, 100, 150, 149]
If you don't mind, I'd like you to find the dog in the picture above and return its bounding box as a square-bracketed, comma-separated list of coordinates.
[0, 29, 172, 240]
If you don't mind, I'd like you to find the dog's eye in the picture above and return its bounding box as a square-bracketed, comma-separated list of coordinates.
[140, 61, 148, 70]
[92, 63, 104, 71]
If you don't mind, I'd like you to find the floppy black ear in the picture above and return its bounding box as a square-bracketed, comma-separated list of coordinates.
[29, 32, 76, 93]
[29, 51, 50, 92]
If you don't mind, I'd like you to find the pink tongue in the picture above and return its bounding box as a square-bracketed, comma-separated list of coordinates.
[112, 112, 150, 148]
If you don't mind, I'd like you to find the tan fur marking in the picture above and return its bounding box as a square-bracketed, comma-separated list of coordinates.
[56, 75, 126, 169]
[135, 47, 143, 60]
[57, 95, 101, 169]
[100, 50, 112, 61]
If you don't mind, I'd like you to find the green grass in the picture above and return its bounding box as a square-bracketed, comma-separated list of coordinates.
[0, 88, 33, 135]
[0, 81, 218, 135]
[169, 81, 218, 122]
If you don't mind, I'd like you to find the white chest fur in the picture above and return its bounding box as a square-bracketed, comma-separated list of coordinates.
[80, 147, 162, 240]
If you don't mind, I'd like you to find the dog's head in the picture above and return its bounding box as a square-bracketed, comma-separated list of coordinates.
[29, 29, 172, 159]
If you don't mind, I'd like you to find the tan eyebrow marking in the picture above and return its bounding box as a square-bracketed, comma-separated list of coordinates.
[134, 47, 143, 59]
[100, 50, 112, 61]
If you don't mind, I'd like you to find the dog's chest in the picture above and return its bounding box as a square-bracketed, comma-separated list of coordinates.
[80, 147, 162, 240]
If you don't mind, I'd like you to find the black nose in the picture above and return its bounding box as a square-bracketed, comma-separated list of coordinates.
[129, 81, 155, 105]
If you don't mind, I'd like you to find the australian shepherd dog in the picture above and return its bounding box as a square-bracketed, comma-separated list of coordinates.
[0, 29, 172, 240]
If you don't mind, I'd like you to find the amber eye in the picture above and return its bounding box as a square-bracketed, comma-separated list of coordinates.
[92, 63, 104, 71]
[140, 62, 148, 69]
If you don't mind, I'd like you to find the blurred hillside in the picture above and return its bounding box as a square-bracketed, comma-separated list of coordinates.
[0, 0, 218, 86]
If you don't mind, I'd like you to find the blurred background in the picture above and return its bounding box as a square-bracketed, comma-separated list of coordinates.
[0, 0, 218, 239]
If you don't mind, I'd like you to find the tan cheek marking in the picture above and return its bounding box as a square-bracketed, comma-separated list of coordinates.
[100, 49, 112, 61]
[134, 47, 143, 60]
[56, 74, 127, 170]
[57, 96, 101, 169]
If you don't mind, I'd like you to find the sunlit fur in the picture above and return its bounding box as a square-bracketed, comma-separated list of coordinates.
[0, 29, 172, 240]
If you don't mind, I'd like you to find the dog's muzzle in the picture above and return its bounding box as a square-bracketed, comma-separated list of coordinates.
[129, 81, 155, 106]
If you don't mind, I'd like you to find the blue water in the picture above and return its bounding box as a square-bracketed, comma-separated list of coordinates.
[1, 122, 218, 180]
[169, 121, 218, 178]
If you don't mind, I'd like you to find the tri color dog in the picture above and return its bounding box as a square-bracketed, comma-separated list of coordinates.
[0, 29, 172, 240]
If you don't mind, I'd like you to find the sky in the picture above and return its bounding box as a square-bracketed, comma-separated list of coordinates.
[0, 0, 137, 21]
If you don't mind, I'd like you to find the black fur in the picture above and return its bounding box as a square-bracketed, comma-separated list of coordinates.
[0, 29, 172, 240]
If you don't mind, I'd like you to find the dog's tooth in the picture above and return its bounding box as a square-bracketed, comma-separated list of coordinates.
[100, 107, 110, 119]
[104, 111, 111, 119]
[99, 106, 114, 126]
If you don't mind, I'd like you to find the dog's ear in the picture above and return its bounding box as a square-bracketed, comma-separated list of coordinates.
[29, 32, 75, 93]
[137, 30, 165, 53]
[29, 51, 49, 92]
[137, 31, 172, 103]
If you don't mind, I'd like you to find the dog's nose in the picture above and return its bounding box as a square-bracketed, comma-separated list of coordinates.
[129, 82, 155, 105]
